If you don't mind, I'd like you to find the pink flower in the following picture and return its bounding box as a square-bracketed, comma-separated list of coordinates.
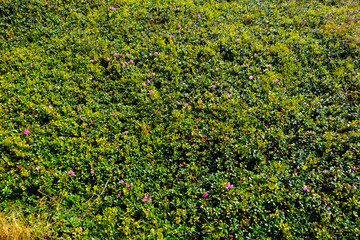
[225, 182, 233, 189]
[154, 52, 158, 55]
[249, 76, 253, 79]
[111, 7, 116, 11]
[48, 105, 52, 109]
[60, 136, 63, 139]
[118, 180, 124, 184]
[91, 170, 94, 174]
[114, 53, 119, 57]
[254, 53, 258, 57]
[183, 104, 187, 109]
[30, 63, 33, 66]
[143, 82, 146, 86]
[178, 24, 181, 28]
[149, 90, 154, 94]
[149, 53, 152, 56]
[79, 227, 83, 231]
[169, 35, 173, 38]
[90, 59, 96, 63]
[211, 85, 215, 88]
[236, 38, 240, 41]
[130, 59, 134, 63]
[77, 106, 82, 110]
[33, 88, 36, 91]
[107, 58, 110, 61]
[56, 86, 60, 89]
[36, 167, 40, 171]
[68, 170, 75, 175]
[202, 192, 208, 198]
[275, 79, 279, 83]
[198, 14, 201, 18]
[79, 115, 81, 117]
[117, 194, 121, 197]
[215, 68, 219, 71]
[355, 10, 358, 13]
[227, 93, 231, 98]
[152, 73, 156, 76]
[24, 129, 29, 135]
[147, 79, 150, 83]
[352, 167, 356, 170]
[303, 186, 309, 191]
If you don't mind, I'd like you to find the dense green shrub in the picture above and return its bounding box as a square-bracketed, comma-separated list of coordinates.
[0, 0, 359, 239]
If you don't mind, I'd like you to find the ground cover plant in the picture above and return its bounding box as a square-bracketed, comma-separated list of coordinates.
[0, 0, 360, 239]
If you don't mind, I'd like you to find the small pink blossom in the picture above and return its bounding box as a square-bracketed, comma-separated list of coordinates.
[143, 82, 146, 86]
[79, 115, 81, 117]
[117, 194, 121, 197]
[152, 73, 156, 76]
[56, 86, 60, 89]
[355, 10, 358, 13]
[303, 186, 309, 191]
[227, 93, 231, 98]
[275, 79, 279, 83]
[215, 68, 219, 71]
[33, 88, 36, 91]
[249, 76, 253, 79]
[111, 7, 116, 11]
[68, 170, 75, 175]
[154, 52, 158, 55]
[90, 59, 96, 63]
[77, 106, 82, 110]
[149, 53, 152, 56]
[36, 167, 40, 171]
[79, 227, 83, 231]
[30, 63, 33, 66]
[114, 53, 119, 57]
[202, 192, 208, 198]
[91, 170, 94, 174]
[147, 79, 150, 83]
[48, 105, 52, 109]
[254, 53, 258, 57]
[178, 24, 181, 28]
[352, 167, 356, 170]
[24, 129, 29, 135]
[236, 38, 240, 41]
[245, 64, 249, 67]
[169, 35, 173, 38]
[107, 58, 110, 61]
[225, 182, 233, 189]
[60, 136, 63, 139]
[149, 90, 154, 94]
[130, 59, 134, 63]
[119, 180, 124, 184]
[198, 14, 201, 18]
[183, 104, 187, 109]
[211, 85, 215, 88]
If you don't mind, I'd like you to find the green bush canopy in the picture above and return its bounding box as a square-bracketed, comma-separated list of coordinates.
[0, 0, 359, 239]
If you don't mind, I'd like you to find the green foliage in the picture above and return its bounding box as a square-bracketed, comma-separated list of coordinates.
[0, 0, 359, 239]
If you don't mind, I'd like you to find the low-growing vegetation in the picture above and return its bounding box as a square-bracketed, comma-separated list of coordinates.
[0, 0, 359, 239]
